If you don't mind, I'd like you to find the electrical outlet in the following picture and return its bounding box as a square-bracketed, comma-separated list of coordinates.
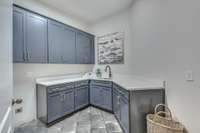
[185, 70, 194, 81]
[15, 107, 23, 114]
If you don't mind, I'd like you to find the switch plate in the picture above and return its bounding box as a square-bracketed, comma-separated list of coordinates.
[185, 70, 193, 81]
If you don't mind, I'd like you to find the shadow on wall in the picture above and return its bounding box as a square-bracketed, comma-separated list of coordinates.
[183, 128, 188, 133]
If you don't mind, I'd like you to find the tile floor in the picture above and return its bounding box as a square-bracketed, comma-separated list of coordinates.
[15, 107, 123, 133]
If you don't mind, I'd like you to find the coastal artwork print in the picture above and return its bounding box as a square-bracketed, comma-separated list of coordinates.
[97, 32, 124, 64]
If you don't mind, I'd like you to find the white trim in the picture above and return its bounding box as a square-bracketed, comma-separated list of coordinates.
[7, 127, 12, 133]
[0, 107, 11, 133]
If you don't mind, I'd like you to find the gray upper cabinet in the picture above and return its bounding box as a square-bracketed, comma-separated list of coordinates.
[76, 32, 94, 64]
[48, 20, 76, 64]
[13, 7, 25, 62]
[25, 12, 47, 63]
[13, 5, 95, 64]
[13, 6, 48, 63]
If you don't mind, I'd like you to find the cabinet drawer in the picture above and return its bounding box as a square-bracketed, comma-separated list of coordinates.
[75, 80, 89, 87]
[47, 83, 74, 93]
[90, 80, 112, 87]
[113, 83, 129, 100]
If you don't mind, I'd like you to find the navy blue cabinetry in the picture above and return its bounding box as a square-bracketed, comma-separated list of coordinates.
[90, 80, 112, 111]
[62, 88, 75, 116]
[13, 6, 47, 63]
[37, 80, 165, 133]
[47, 91, 62, 123]
[48, 20, 76, 64]
[37, 83, 75, 124]
[90, 85, 102, 107]
[113, 88, 120, 121]
[13, 6, 25, 62]
[75, 80, 89, 110]
[113, 83, 130, 133]
[13, 5, 95, 64]
[76, 32, 94, 64]
[25, 12, 48, 63]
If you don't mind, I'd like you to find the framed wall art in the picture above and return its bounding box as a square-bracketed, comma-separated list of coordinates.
[97, 32, 124, 64]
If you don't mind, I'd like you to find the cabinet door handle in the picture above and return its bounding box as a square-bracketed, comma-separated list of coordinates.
[27, 52, 31, 60]
[60, 94, 65, 101]
[23, 51, 26, 61]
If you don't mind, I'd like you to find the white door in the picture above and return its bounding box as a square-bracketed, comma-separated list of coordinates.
[0, 0, 13, 133]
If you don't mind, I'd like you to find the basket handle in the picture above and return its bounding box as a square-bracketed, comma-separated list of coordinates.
[153, 111, 173, 121]
[154, 104, 172, 119]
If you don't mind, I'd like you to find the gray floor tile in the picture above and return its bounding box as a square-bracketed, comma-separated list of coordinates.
[91, 128, 107, 133]
[105, 122, 122, 133]
[14, 107, 122, 133]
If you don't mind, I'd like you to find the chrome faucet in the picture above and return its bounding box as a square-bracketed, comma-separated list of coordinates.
[105, 65, 112, 78]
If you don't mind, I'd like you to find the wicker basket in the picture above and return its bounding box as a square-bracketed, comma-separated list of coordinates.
[147, 104, 184, 133]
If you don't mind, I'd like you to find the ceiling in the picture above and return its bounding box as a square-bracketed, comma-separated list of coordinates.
[37, 0, 134, 24]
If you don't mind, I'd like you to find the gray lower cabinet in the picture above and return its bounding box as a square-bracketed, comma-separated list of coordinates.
[113, 89, 120, 120]
[90, 80, 112, 111]
[37, 81, 89, 124]
[37, 79, 165, 133]
[75, 86, 89, 110]
[113, 83, 165, 133]
[37, 83, 75, 124]
[62, 89, 75, 116]
[120, 96, 129, 133]
[47, 92, 62, 123]
[90, 85, 102, 107]
[113, 84, 130, 133]
[101, 87, 112, 110]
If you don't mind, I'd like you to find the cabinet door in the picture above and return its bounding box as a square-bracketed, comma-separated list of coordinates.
[113, 90, 120, 120]
[76, 32, 92, 64]
[62, 26, 76, 63]
[48, 20, 76, 63]
[25, 12, 47, 63]
[75, 86, 89, 110]
[48, 20, 63, 63]
[13, 7, 26, 62]
[62, 89, 75, 116]
[47, 92, 62, 123]
[90, 85, 102, 107]
[120, 97, 129, 133]
[102, 87, 112, 111]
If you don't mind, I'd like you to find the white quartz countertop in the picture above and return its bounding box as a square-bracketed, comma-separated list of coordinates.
[36, 74, 164, 91]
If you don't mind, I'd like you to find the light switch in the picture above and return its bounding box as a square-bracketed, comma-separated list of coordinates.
[185, 70, 193, 81]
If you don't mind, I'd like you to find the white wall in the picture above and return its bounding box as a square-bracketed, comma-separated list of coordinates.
[90, 9, 134, 75]
[0, 0, 13, 132]
[91, 0, 200, 132]
[130, 0, 200, 132]
[13, 0, 93, 126]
